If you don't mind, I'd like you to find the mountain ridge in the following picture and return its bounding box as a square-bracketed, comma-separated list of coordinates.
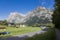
[7, 6, 53, 25]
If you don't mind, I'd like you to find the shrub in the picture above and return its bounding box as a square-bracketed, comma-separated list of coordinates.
[0, 27, 6, 29]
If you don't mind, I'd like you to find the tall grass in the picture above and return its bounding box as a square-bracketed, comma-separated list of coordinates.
[26, 28, 55, 40]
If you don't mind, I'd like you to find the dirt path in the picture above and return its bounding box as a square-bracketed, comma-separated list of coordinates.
[55, 29, 60, 40]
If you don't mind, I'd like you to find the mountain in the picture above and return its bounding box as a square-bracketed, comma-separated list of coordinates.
[25, 6, 53, 26]
[7, 6, 53, 26]
[7, 12, 25, 24]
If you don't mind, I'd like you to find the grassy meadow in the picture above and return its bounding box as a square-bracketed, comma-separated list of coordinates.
[0, 25, 41, 37]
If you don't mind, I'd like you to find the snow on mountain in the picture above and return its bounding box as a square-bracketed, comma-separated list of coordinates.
[7, 12, 25, 24]
[7, 6, 53, 24]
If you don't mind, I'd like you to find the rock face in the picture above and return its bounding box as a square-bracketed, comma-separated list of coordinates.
[7, 12, 25, 24]
[25, 6, 53, 26]
[7, 6, 53, 26]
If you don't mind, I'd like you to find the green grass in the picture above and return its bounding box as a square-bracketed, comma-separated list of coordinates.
[0, 25, 41, 37]
[26, 28, 55, 40]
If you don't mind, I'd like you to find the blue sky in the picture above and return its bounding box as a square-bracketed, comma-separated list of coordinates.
[0, 0, 54, 20]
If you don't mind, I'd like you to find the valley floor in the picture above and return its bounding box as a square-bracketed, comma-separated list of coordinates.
[0, 27, 49, 40]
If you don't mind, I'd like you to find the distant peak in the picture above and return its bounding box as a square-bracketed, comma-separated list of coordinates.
[9, 12, 25, 17]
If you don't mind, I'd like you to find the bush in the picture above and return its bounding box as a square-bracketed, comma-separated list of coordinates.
[45, 23, 54, 28]
[0, 27, 6, 29]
